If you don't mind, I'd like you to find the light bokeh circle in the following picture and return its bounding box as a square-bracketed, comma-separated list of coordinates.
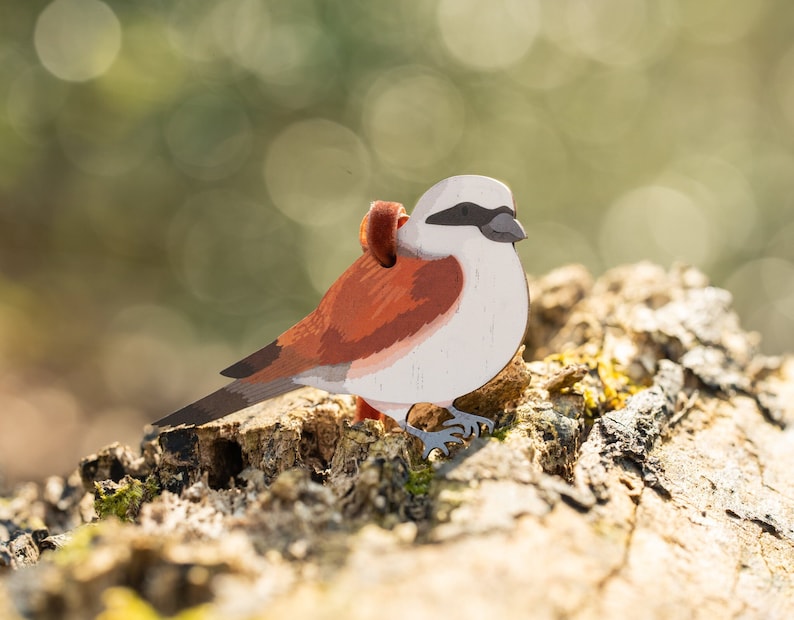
[437, 0, 541, 71]
[165, 94, 253, 181]
[264, 119, 371, 227]
[599, 185, 712, 268]
[363, 66, 464, 176]
[34, 0, 122, 82]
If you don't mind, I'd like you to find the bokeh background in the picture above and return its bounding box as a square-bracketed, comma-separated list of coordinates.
[2, 0, 794, 483]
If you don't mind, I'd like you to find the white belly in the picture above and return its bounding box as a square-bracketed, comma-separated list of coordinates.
[340, 245, 528, 406]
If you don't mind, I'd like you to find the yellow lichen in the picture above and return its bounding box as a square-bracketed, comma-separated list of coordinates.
[97, 587, 209, 620]
[545, 351, 645, 418]
[597, 357, 643, 411]
[52, 523, 102, 567]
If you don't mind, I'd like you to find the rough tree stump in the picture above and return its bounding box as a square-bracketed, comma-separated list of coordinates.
[1, 263, 792, 619]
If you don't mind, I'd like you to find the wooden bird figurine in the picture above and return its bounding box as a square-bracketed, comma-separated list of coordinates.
[154, 175, 529, 457]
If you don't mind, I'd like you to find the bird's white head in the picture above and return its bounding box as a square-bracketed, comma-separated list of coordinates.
[398, 175, 527, 258]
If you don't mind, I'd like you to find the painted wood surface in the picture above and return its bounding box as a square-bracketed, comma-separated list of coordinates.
[155, 175, 530, 457]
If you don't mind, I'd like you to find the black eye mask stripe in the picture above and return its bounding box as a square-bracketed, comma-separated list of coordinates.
[425, 202, 514, 227]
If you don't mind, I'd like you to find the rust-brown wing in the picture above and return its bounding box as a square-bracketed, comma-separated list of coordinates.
[154, 252, 463, 429]
[222, 251, 464, 382]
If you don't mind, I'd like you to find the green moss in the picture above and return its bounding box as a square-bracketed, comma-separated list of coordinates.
[94, 475, 160, 522]
[490, 425, 512, 441]
[143, 475, 160, 499]
[404, 465, 434, 496]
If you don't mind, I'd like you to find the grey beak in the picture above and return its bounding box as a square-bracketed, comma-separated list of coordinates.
[480, 212, 527, 243]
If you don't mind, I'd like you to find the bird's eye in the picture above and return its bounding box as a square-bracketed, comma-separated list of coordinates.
[460, 204, 469, 216]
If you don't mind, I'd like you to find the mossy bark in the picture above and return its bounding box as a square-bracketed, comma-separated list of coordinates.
[1, 263, 793, 619]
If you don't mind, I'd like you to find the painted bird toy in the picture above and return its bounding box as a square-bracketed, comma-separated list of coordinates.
[154, 175, 530, 457]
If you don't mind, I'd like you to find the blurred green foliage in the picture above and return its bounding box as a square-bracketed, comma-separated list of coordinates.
[1, 0, 794, 480]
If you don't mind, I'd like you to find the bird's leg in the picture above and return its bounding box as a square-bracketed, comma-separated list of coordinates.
[442, 405, 495, 438]
[354, 396, 386, 422]
[399, 421, 465, 459]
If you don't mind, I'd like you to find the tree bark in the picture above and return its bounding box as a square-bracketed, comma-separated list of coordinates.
[1, 262, 792, 619]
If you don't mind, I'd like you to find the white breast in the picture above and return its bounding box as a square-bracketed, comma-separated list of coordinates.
[343, 239, 528, 406]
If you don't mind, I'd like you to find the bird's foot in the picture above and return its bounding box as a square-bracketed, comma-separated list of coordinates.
[400, 422, 465, 459]
[442, 405, 494, 438]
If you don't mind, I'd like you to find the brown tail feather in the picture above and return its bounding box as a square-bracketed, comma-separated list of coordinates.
[154, 377, 299, 428]
[220, 341, 282, 378]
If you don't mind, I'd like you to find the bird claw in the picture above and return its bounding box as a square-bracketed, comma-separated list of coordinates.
[443, 406, 495, 438]
[400, 423, 466, 459]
